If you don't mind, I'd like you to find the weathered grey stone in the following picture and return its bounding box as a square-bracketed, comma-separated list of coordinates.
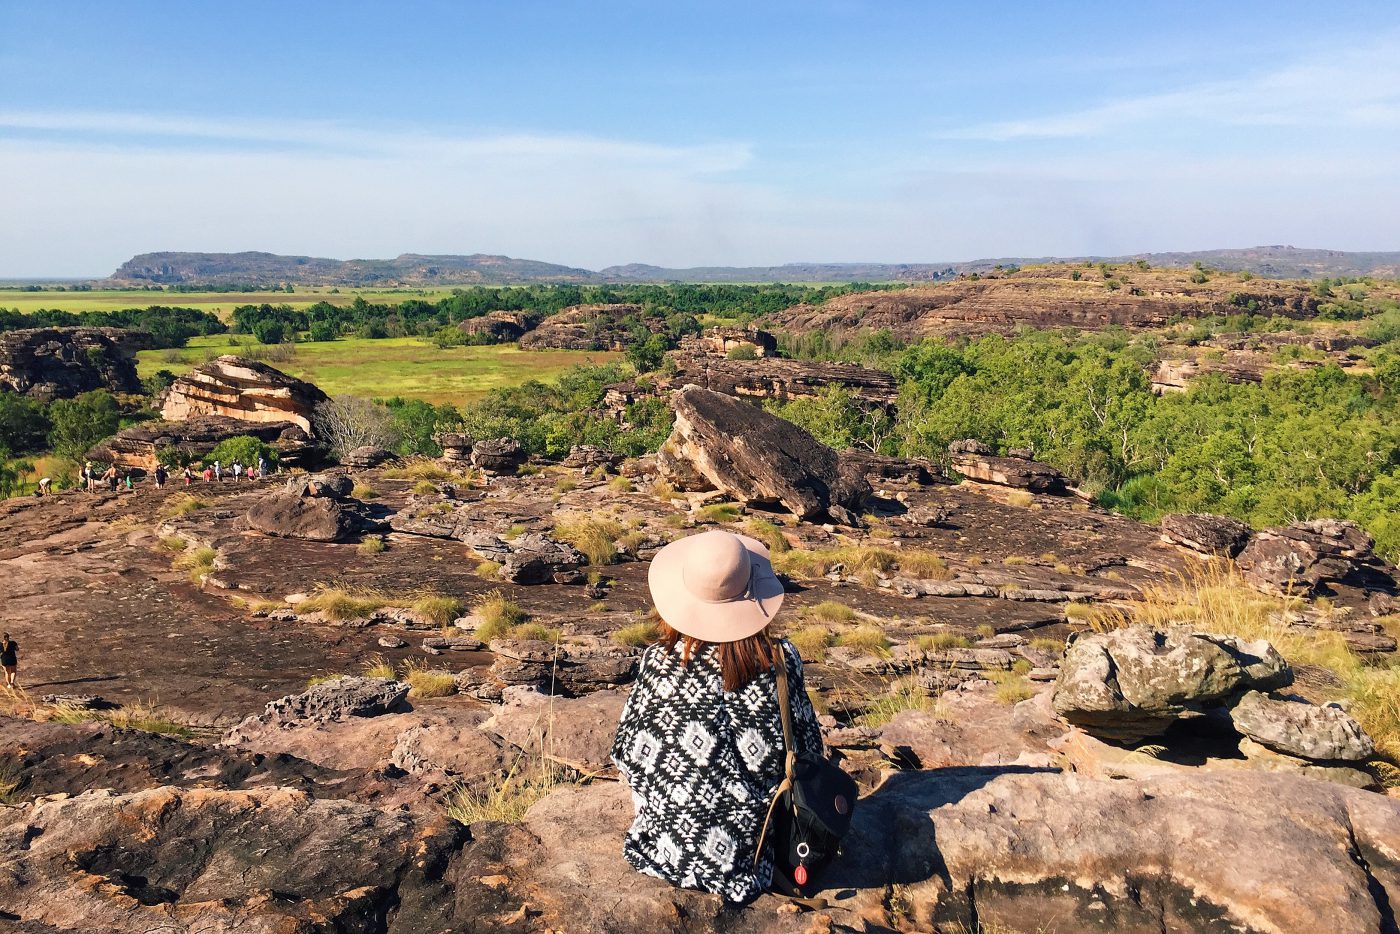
[1052, 627, 1293, 741]
[1228, 690, 1375, 762]
[1160, 513, 1254, 557]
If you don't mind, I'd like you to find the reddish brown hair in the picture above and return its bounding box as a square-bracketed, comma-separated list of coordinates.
[655, 617, 777, 692]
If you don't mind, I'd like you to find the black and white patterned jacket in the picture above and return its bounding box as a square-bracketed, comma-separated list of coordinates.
[609, 638, 823, 903]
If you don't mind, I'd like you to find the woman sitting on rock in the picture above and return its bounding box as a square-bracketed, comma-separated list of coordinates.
[611, 529, 823, 904]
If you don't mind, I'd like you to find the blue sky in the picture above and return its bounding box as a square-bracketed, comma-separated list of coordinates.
[2, 0, 1399, 275]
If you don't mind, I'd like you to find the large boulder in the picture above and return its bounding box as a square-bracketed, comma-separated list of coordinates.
[457, 309, 542, 342]
[1236, 518, 1382, 595]
[340, 444, 396, 468]
[667, 354, 899, 408]
[160, 354, 328, 433]
[1052, 626, 1292, 740]
[657, 384, 871, 521]
[1160, 512, 1254, 557]
[470, 437, 527, 473]
[245, 488, 367, 541]
[480, 687, 628, 772]
[1227, 690, 1375, 762]
[948, 439, 1068, 493]
[0, 326, 150, 400]
[433, 431, 473, 463]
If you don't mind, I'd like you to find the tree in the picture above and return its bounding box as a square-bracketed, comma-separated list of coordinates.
[313, 397, 402, 459]
[253, 320, 286, 345]
[47, 390, 121, 461]
[0, 393, 51, 454]
[308, 321, 338, 342]
[204, 435, 278, 468]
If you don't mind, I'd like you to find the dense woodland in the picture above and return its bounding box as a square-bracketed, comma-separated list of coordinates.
[4, 283, 1400, 559]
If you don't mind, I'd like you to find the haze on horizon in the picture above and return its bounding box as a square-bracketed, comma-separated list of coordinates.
[2, 0, 1399, 278]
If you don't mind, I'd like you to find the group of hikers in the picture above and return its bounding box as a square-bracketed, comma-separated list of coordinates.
[49, 456, 276, 496]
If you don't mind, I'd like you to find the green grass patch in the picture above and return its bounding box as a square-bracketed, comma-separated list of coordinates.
[698, 502, 743, 523]
[613, 620, 660, 647]
[787, 626, 834, 662]
[172, 546, 217, 581]
[473, 590, 530, 641]
[159, 493, 206, 519]
[857, 676, 934, 727]
[298, 586, 388, 621]
[743, 518, 792, 554]
[804, 600, 857, 624]
[916, 632, 974, 651]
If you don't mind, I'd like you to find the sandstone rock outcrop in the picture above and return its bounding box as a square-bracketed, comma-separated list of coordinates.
[1053, 626, 1293, 740]
[948, 439, 1068, 493]
[461, 529, 587, 582]
[457, 309, 542, 342]
[221, 677, 410, 743]
[1160, 512, 1254, 557]
[469, 437, 527, 473]
[86, 414, 316, 470]
[518, 303, 657, 350]
[433, 430, 473, 462]
[160, 354, 328, 433]
[677, 325, 777, 357]
[658, 384, 871, 521]
[340, 444, 396, 468]
[0, 326, 149, 400]
[1236, 518, 1391, 595]
[668, 353, 899, 408]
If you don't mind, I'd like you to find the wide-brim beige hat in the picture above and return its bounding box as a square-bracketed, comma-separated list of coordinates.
[648, 529, 786, 643]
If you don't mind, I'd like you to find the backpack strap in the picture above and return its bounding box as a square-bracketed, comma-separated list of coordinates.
[753, 639, 799, 867]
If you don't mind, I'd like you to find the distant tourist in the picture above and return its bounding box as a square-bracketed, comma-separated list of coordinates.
[184, 466, 195, 486]
[153, 464, 168, 488]
[37, 477, 51, 496]
[105, 465, 119, 492]
[202, 464, 213, 483]
[257, 456, 267, 478]
[1, 633, 18, 689]
[214, 460, 223, 482]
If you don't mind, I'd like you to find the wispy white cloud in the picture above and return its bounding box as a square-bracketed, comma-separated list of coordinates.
[0, 109, 752, 173]
[939, 35, 1400, 141]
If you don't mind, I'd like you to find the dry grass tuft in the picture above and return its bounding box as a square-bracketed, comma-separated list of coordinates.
[613, 621, 660, 647]
[553, 515, 623, 566]
[916, 632, 974, 651]
[299, 586, 388, 622]
[698, 502, 743, 523]
[413, 593, 466, 627]
[411, 479, 439, 495]
[857, 676, 935, 727]
[158, 535, 188, 553]
[805, 600, 857, 624]
[351, 482, 379, 500]
[357, 536, 386, 554]
[172, 546, 217, 582]
[475, 559, 504, 580]
[473, 590, 530, 641]
[444, 757, 570, 825]
[836, 625, 892, 657]
[772, 545, 948, 584]
[744, 518, 792, 554]
[1006, 491, 1036, 508]
[361, 654, 397, 679]
[787, 626, 834, 662]
[512, 623, 561, 643]
[608, 475, 634, 493]
[403, 659, 457, 697]
[988, 671, 1033, 704]
[160, 493, 206, 519]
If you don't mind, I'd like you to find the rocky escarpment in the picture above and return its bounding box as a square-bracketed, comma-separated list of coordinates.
[765, 266, 1324, 340]
[668, 353, 899, 408]
[86, 414, 316, 470]
[517, 303, 658, 351]
[457, 309, 543, 342]
[160, 355, 328, 433]
[0, 327, 150, 400]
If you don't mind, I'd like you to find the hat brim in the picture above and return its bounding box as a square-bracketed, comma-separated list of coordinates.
[648, 531, 786, 643]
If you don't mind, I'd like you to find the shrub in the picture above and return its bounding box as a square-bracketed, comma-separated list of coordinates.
[357, 537, 386, 555]
[613, 621, 660, 647]
[553, 516, 623, 566]
[204, 435, 277, 470]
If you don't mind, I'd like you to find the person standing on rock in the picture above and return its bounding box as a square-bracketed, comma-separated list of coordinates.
[214, 460, 223, 482]
[611, 529, 824, 905]
[257, 456, 267, 479]
[1, 633, 18, 688]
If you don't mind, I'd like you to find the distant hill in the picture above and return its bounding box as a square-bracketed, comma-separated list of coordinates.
[106, 246, 1400, 287]
[111, 251, 597, 287]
